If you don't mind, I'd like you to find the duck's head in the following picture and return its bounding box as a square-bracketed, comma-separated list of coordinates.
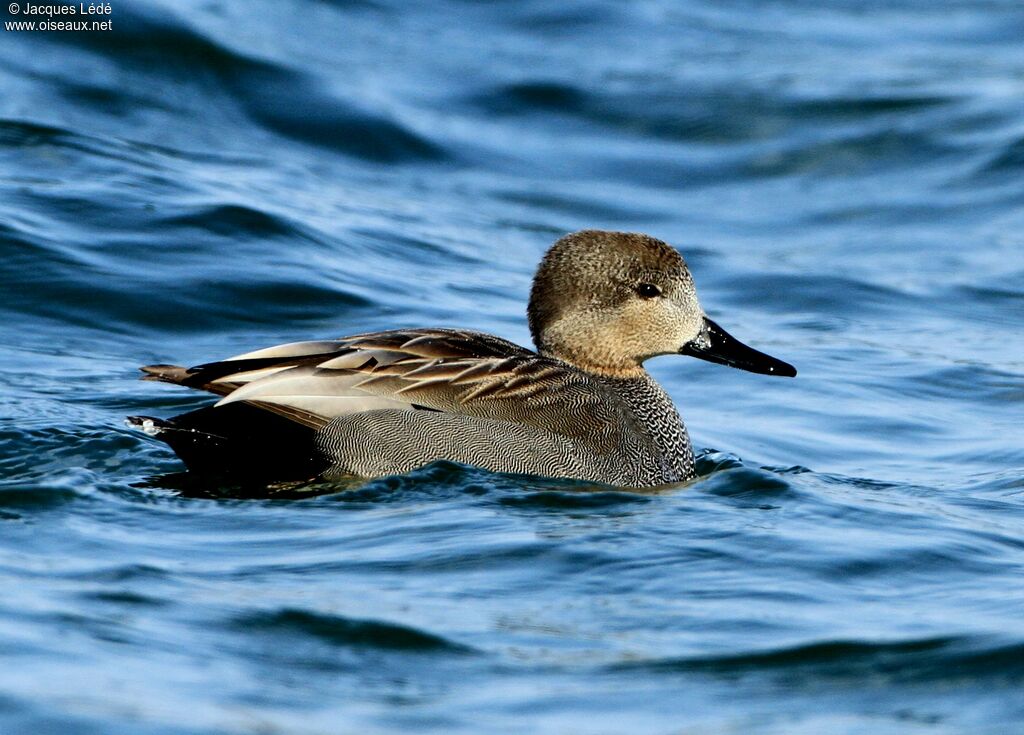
[528, 230, 796, 379]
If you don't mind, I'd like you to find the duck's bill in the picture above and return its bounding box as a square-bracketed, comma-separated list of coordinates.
[681, 317, 796, 377]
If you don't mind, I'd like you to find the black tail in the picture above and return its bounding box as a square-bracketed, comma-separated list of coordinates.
[128, 402, 329, 480]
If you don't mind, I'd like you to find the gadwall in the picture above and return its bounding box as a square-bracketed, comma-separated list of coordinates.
[129, 230, 795, 487]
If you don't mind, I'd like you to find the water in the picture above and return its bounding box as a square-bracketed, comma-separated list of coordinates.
[1, 1, 1023, 732]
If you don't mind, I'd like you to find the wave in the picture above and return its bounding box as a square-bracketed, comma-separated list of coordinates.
[0, 481, 78, 514]
[608, 635, 1024, 682]
[160, 203, 308, 240]
[49, 5, 448, 164]
[231, 608, 474, 653]
[499, 489, 654, 509]
[466, 79, 957, 152]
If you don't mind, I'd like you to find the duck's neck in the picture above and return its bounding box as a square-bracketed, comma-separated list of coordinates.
[536, 329, 646, 379]
[597, 371, 695, 483]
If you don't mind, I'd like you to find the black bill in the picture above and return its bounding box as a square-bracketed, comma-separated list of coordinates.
[681, 317, 796, 377]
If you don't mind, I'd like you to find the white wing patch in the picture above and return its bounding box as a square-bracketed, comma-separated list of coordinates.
[215, 366, 412, 418]
[224, 341, 348, 362]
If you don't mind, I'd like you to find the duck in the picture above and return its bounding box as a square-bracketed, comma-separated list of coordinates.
[128, 230, 795, 487]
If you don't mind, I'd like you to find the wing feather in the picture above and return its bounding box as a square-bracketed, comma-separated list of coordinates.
[224, 340, 350, 361]
[142, 328, 616, 440]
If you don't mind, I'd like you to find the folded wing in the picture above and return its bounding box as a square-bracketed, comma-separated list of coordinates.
[141, 329, 614, 440]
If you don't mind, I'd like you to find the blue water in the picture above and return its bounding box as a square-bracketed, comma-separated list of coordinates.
[2, 1, 1023, 732]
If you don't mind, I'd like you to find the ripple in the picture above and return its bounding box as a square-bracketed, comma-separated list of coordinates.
[720, 272, 917, 315]
[160, 203, 306, 240]
[696, 465, 798, 500]
[0, 482, 79, 512]
[611, 636, 1024, 684]
[499, 489, 653, 509]
[0, 218, 371, 333]
[975, 134, 1024, 180]
[468, 79, 958, 151]
[0, 119, 71, 149]
[63, 563, 171, 583]
[231, 608, 475, 654]
[789, 94, 956, 118]
[80, 590, 168, 608]
[234, 67, 448, 163]
[469, 80, 588, 116]
[49, 4, 448, 164]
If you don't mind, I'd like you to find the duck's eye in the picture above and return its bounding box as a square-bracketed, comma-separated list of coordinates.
[636, 283, 662, 299]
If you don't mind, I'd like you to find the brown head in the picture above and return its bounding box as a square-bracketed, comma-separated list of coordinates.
[527, 230, 796, 379]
